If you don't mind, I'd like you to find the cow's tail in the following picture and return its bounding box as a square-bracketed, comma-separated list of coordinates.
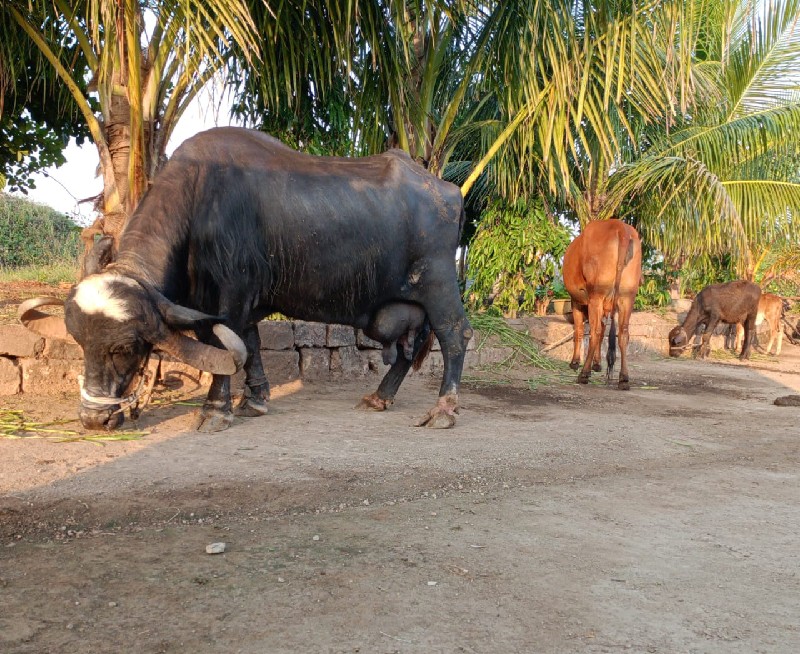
[412, 321, 435, 372]
[606, 314, 617, 377]
[606, 227, 635, 377]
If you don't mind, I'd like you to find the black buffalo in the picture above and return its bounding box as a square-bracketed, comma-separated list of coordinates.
[20, 127, 472, 432]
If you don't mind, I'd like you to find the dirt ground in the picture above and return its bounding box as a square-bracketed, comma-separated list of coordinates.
[1, 332, 800, 653]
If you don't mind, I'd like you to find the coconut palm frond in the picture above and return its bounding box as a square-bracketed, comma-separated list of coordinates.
[726, 0, 800, 120]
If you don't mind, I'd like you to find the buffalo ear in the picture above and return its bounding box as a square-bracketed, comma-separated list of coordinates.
[18, 297, 75, 342]
[83, 235, 115, 277]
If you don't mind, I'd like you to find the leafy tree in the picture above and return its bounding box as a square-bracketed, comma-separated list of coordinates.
[0, 15, 89, 192]
[3, 0, 260, 268]
[465, 200, 571, 318]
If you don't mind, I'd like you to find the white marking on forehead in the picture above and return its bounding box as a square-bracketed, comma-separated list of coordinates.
[73, 274, 138, 321]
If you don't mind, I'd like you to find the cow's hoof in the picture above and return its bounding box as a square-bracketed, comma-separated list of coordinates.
[356, 393, 392, 411]
[194, 410, 235, 432]
[416, 394, 458, 429]
[569, 361, 580, 370]
[592, 363, 602, 372]
[618, 379, 630, 391]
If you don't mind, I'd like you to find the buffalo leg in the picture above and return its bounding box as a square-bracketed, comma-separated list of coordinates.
[357, 326, 428, 411]
[569, 304, 586, 370]
[196, 374, 235, 432]
[416, 308, 472, 428]
[578, 297, 604, 384]
[235, 325, 270, 417]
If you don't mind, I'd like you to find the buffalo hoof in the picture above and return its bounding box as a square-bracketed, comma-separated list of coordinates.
[569, 361, 580, 370]
[416, 394, 458, 429]
[235, 396, 270, 417]
[356, 393, 393, 411]
[235, 387, 270, 417]
[194, 408, 235, 432]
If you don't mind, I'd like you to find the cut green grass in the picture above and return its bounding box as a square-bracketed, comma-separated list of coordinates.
[0, 408, 148, 443]
[469, 312, 566, 372]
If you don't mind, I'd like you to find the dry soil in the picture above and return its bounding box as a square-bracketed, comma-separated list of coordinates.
[1, 340, 799, 653]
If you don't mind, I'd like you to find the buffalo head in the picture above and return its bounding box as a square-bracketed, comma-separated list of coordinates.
[19, 273, 246, 430]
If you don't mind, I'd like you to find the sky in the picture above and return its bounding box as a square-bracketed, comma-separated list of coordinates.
[14, 86, 240, 226]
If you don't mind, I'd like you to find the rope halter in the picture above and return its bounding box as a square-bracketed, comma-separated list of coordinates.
[78, 354, 161, 420]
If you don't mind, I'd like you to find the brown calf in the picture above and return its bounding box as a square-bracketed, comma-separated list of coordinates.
[734, 292, 785, 356]
[562, 219, 643, 389]
[668, 280, 761, 360]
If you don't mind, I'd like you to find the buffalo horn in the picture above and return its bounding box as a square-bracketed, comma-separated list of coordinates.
[156, 324, 247, 375]
[147, 286, 221, 328]
[18, 297, 74, 342]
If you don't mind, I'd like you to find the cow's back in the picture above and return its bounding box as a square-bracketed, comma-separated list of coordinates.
[563, 219, 641, 304]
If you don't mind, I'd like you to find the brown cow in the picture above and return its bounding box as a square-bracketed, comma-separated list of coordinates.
[562, 219, 643, 389]
[734, 292, 785, 356]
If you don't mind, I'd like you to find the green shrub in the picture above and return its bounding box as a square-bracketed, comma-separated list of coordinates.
[0, 193, 81, 268]
[465, 199, 572, 317]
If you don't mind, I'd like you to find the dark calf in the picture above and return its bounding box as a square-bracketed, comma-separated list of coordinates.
[668, 280, 761, 360]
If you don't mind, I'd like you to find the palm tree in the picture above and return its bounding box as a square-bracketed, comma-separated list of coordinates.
[4, 0, 260, 266]
[607, 0, 800, 280]
[453, 0, 799, 289]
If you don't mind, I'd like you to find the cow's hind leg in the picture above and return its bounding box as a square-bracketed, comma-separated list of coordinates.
[235, 325, 270, 417]
[616, 296, 634, 390]
[569, 304, 586, 370]
[578, 298, 604, 384]
[592, 318, 606, 372]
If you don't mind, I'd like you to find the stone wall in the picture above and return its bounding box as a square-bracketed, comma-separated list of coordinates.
[0, 311, 752, 396]
[0, 320, 482, 397]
